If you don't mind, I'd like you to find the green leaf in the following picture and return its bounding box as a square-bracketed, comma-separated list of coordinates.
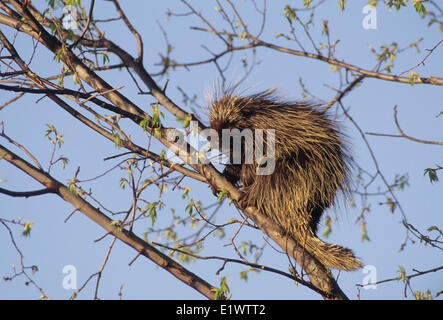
[220, 276, 230, 294]
[113, 133, 122, 148]
[386, 197, 396, 213]
[329, 64, 339, 72]
[57, 135, 64, 148]
[321, 20, 329, 36]
[398, 266, 406, 281]
[151, 104, 162, 128]
[22, 222, 33, 237]
[413, 1, 426, 14]
[67, 179, 78, 195]
[73, 72, 79, 85]
[185, 199, 194, 216]
[102, 51, 110, 64]
[184, 114, 192, 128]
[45, 124, 57, 137]
[217, 189, 228, 202]
[240, 270, 248, 282]
[283, 5, 295, 21]
[322, 216, 336, 238]
[424, 168, 439, 183]
[145, 203, 157, 226]
[182, 187, 191, 199]
[119, 177, 127, 189]
[408, 71, 422, 85]
[60, 157, 69, 169]
[212, 276, 231, 300]
[360, 222, 370, 242]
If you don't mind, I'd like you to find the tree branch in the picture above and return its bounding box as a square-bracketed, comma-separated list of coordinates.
[0, 187, 56, 198]
[366, 106, 443, 146]
[189, 26, 443, 86]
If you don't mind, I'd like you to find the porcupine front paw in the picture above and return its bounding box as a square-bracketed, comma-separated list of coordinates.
[223, 164, 241, 187]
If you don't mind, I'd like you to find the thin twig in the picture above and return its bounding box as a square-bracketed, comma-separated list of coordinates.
[399, 39, 443, 76]
[366, 106, 443, 146]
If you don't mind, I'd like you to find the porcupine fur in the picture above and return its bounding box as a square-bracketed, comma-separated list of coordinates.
[209, 90, 362, 271]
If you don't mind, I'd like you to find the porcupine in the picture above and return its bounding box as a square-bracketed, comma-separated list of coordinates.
[209, 90, 362, 271]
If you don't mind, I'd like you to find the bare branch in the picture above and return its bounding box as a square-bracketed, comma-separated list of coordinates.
[399, 39, 443, 76]
[323, 75, 365, 112]
[111, 0, 144, 62]
[69, 0, 95, 50]
[366, 106, 443, 146]
[0, 187, 56, 197]
[189, 27, 443, 86]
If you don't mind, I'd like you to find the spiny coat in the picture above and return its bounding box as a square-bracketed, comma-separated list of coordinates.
[209, 91, 362, 271]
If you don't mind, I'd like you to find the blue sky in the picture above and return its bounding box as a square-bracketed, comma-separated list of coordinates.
[0, 1, 442, 300]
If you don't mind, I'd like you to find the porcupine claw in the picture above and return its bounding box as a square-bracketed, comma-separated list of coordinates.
[208, 183, 219, 196]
